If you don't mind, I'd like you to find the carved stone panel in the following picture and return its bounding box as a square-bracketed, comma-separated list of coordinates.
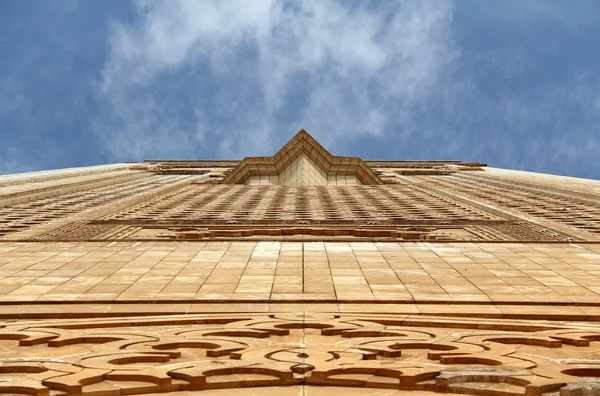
[1, 313, 600, 395]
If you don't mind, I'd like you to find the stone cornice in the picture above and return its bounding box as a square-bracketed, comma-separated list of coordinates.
[222, 129, 383, 185]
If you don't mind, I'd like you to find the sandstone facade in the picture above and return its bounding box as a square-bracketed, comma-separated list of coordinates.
[1, 130, 600, 395]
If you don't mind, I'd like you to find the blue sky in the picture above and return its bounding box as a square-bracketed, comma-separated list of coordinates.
[1, 0, 600, 179]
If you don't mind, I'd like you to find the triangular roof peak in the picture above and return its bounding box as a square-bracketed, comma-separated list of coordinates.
[222, 129, 383, 185]
[273, 129, 332, 161]
[272, 129, 334, 173]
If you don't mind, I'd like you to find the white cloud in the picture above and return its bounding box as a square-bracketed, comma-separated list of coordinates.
[2, 1, 599, 178]
[96, 0, 600, 178]
[98, 0, 457, 160]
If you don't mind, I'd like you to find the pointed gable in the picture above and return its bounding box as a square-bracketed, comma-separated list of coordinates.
[222, 129, 383, 185]
[272, 129, 332, 173]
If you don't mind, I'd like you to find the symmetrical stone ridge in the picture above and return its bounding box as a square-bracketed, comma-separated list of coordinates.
[3, 129, 600, 395]
[222, 129, 384, 186]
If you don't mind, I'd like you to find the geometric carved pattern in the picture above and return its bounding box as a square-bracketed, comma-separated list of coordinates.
[1, 313, 600, 395]
[0, 175, 194, 239]
[28, 179, 583, 241]
[471, 221, 578, 242]
[101, 184, 500, 222]
[415, 174, 600, 237]
[36, 220, 576, 242]
[32, 221, 128, 241]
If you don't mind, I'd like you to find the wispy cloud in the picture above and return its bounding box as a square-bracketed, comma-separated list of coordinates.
[98, 0, 457, 159]
[2, 1, 600, 178]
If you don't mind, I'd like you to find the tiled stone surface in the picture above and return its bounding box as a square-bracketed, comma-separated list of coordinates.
[1, 241, 600, 303]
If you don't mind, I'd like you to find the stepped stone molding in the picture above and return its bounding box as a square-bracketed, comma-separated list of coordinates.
[222, 129, 384, 186]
